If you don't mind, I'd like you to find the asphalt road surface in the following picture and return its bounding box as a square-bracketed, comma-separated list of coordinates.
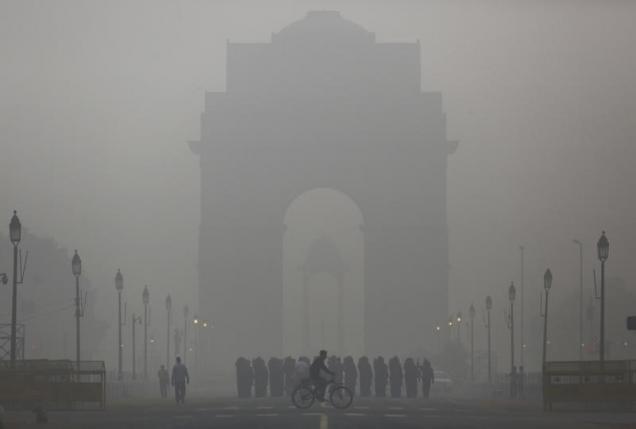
[3, 397, 634, 428]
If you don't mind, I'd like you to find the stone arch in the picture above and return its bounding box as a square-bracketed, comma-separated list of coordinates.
[282, 188, 364, 357]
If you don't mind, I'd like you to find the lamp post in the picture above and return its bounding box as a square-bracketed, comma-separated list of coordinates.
[115, 269, 124, 380]
[573, 239, 584, 360]
[469, 304, 475, 382]
[587, 295, 595, 355]
[165, 295, 172, 366]
[9, 210, 21, 366]
[519, 245, 525, 369]
[131, 313, 141, 379]
[508, 282, 516, 398]
[486, 296, 493, 384]
[193, 316, 199, 374]
[456, 312, 463, 344]
[542, 269, 552, 370]
[435, 325, 441, 353]
[72, 250, 82, 368]
[142, 285, 149, 380]
[597, 231, 609, 365]
[183, 305, 189, 364]
[448, 318, 454, 342]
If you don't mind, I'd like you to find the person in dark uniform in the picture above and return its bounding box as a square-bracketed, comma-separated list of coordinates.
[420, 359, 434, 399]
[404, 358, 418, 398]
[268, 357, 284, 397]
[309, 350, 335, 401]
[373, 356, 388, 397]
[357, 356, 372, 397]
[252, 357, 268, 397]
[235, 357, 246, 397]
[343, 356, 358, 396]
[283, 356, 296, 395]
[389, 356, 403, 398]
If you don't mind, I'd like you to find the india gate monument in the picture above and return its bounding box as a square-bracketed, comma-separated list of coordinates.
[190, 11, 455, 371]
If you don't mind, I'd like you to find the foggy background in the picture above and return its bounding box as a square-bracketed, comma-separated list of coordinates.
[1, 0, 635, 372]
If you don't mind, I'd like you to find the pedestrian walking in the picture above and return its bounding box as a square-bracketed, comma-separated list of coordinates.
[157, 365, 169, 398]
[171, 356, 190, 404]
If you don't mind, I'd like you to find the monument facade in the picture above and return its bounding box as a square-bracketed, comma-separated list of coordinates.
[190, 11, 455, 370]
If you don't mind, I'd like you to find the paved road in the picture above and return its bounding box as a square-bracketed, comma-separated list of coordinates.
[3, 397, 633, 428]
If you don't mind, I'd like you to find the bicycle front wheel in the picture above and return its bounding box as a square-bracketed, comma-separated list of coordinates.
[329, 385, 353, 409]
[292, 385, 315, 409]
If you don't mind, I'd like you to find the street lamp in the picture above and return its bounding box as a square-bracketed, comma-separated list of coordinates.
[165, 294, 172, 366]
[183, 305, 189, 364]
[508, 281, 516, 398]
[72, 250, 82, 368]
[597, 231, 609, 364]
[115, 269, 124, 380]
[435, 325, 441, 353]
[131, 313, 142, 379]
[485, 295, 493, 384]
[469, 304, 475, 382]
[142, 285, 149, 380]
[456, 312, 463, 343]
[9, 210, 21, 366]
[542, 269, 552, 370]
[573, 239, 584, 361]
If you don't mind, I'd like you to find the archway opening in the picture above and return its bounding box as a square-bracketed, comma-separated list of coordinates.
[283, 188, 364, 357]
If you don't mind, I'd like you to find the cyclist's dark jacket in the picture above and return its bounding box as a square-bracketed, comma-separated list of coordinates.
[310, 357, 333, 379]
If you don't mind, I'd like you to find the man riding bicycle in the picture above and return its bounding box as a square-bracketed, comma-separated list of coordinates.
[309, 350, 335, 401]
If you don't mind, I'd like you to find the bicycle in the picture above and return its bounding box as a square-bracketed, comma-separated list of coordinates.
[291, 378, 354, 410]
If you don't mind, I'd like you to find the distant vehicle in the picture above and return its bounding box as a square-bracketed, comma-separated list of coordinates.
[431, 370, 454, 394]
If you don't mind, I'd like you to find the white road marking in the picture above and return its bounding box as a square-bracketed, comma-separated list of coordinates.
[353, 406, 370, 410]
[302, 412, 324, 416]
[256, 413, 279, 417]
[385, 413, 406, 418]
[320, 413, 328, 429]
[420, 407, 437, 411]
[388, 406, 405, 410]
[256, 406, 274, 409]
[344, 412, 366, 417]
[215, 414, 234, 418]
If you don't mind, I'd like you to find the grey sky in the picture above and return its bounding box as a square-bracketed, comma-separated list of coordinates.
[1, 0, 635, 365]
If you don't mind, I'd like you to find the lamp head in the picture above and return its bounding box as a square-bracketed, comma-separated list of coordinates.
[544, 268, 553, 291]
[508, 282, 516, 302]
[115, 269, 123, 291]
[71, 250, 82, 277]
[142, 285, 150, 304]
[165, 294, 172, 311]
[9, 210, 21, 245]
[597, 231, 609, 262]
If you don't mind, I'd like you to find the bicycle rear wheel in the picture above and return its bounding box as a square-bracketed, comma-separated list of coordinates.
[292, 385, 315, 409]
[329, 385, 353, 409]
